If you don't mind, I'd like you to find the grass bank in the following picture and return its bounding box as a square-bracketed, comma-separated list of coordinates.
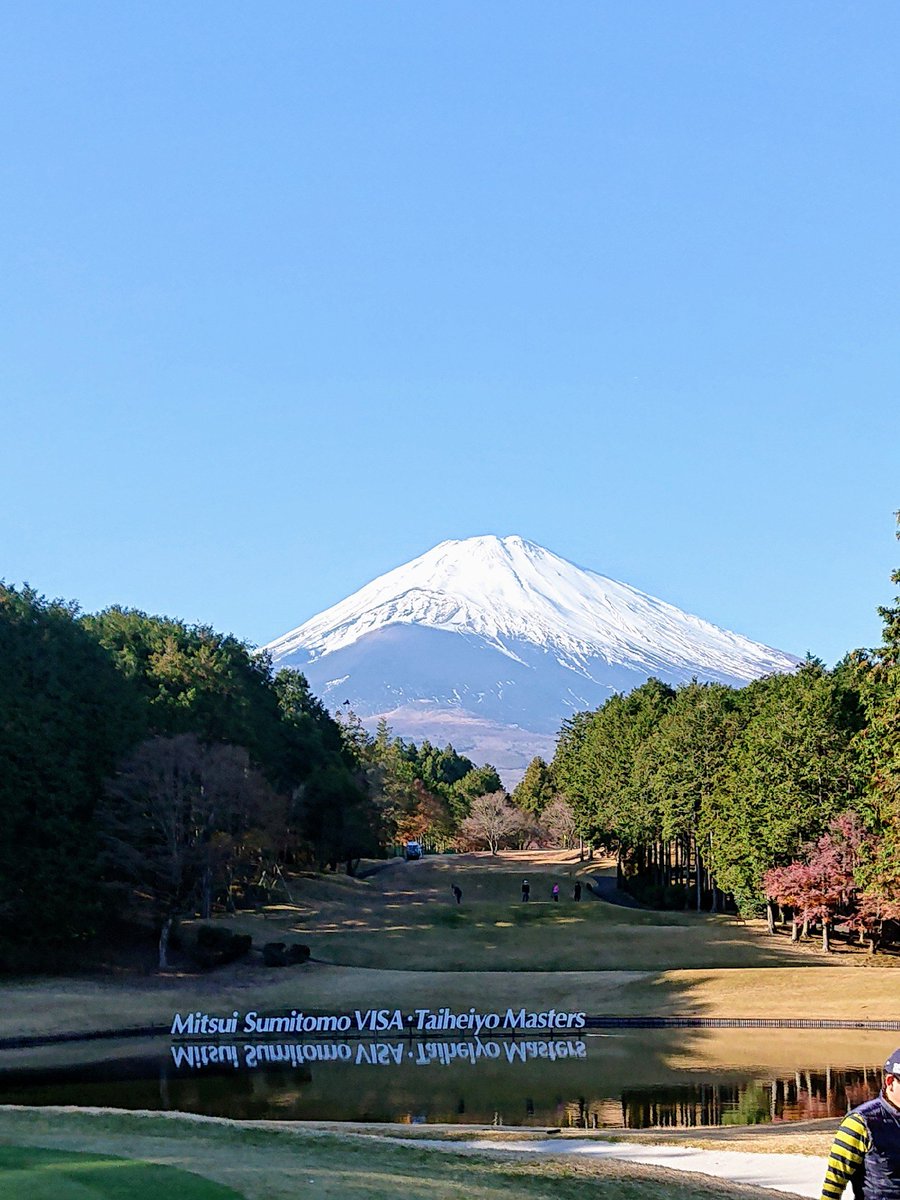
[0, 1108, 804, 1200]
[193, 851, 846, 973]
[2, 963, 899, 1043]
[2, 851, 897, 1042]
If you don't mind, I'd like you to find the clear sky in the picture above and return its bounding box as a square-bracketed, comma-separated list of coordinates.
[2, 2, 898, 666]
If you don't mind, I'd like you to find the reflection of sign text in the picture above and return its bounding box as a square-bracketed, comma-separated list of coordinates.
[170, 1037, 588, 1070]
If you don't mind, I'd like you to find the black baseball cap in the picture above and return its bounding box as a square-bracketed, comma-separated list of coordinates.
[884, 1050, 900, 1076]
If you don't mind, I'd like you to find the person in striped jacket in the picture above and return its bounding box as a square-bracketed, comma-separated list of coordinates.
[821, 1049, 900, 1200]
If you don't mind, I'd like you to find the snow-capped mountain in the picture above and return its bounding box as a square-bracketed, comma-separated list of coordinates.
[263, 535, 800, 784]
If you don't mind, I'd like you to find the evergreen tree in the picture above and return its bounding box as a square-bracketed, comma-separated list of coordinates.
[273, 670, 369, 864]
[82, 607, 282, 768]
[450, 763, 504, 822]
[551, 709, 596, 843]
[706, 661, 861, 912]
[857, 516, 900, 817]
[853, 514, 900, 909]
[560, 679, 674, 856]
[0, 586, 143, 951]
[636, 681, 741, 908]
[511, 756, 555, 815]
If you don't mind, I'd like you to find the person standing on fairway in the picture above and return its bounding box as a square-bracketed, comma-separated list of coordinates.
[450, 884, 462, 905]
[820, 1047, 900, 1199]
[551, 883, 559, 902]
[521, 879, 530, 902]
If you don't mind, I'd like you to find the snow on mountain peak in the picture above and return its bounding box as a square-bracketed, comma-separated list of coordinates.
[263, 534, 798, 682]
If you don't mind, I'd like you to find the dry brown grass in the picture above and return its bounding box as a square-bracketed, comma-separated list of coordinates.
[3, 961, 900, 1043]
[2, 850, 897, 1042]
[181, 850, 876, 973]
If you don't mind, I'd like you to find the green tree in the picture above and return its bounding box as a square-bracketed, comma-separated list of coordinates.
[636, 681, 741, 909]
[82, 608, 281, 767]
[450, 764, 504, 822]
[0, 586, 143, 952]
[511, 756, 555, 815]
[415, 741, 476, 793]
[273, 671, 370, 864]
[555, 679, 674, 857]
[706, 661, 861, 913]
[853, 515, 900, 914]
[552, 709, 596, 846]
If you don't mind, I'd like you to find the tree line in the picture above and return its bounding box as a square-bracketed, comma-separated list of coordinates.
[549, 517, 900, 951]
[0, 592, 508, 967]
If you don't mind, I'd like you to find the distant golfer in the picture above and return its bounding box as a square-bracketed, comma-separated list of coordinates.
[573, 881, 582, 901]
[521, 879, 530, 902]
[451, 884, 462, 905]
[551, 883, 560, 902]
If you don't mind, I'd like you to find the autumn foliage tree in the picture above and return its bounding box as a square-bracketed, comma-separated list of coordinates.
[764, 813, 876, 951]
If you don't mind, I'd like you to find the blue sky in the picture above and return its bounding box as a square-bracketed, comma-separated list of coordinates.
[2, 2, 898, 665]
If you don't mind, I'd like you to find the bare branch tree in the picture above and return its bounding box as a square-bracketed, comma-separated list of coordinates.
[542, 795, 579, 848]
[458, 792, 520, 855]
[101, 734, 283, 967]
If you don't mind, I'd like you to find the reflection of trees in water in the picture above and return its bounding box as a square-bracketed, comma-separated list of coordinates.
[775, 1065, 881, 1123]
[0, 1047, 885, 1128]
[563, 1097, 625, 1128]
[623, 1084, 736, 1128]
[560, 1068, 882, 1129]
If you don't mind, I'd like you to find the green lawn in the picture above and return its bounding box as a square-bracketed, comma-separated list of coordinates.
[0, 1108, 798, 1200]
[0, 1144, 244, 1200]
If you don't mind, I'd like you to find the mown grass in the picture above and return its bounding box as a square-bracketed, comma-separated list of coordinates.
[0, 1108, 802, 1200]
[0, 1144, 244, 1199]
[194, 851, 830, 973]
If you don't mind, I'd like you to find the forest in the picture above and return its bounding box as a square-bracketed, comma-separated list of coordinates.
[0, 594, 508, 967]
[551, 518, 900, 951]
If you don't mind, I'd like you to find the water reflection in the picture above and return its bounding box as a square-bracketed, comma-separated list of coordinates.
[579, 1066, 882, 1128]
[0, 1032, 884, 1128]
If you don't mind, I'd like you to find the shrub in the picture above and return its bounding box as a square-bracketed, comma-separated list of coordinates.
[262, 941, 287, 967]
[189, 925, 252, 969]
[262, 941, 309, 966]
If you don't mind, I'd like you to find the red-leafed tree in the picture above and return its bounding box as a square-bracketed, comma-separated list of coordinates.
[764, 858, 842, 950]
[765, 812, 877, 952]
[395, 782, 454, 849]
[764, 861, 812, 942]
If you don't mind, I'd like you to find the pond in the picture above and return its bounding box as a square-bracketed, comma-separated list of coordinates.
[0, 1028, 888, 1128]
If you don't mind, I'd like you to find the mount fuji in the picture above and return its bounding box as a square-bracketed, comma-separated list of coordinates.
[262, 535, 800, 784]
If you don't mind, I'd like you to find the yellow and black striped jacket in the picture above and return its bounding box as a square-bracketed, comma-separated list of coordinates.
[821, 1110, 870, 1199]
[822, 1094, 900, 1200]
